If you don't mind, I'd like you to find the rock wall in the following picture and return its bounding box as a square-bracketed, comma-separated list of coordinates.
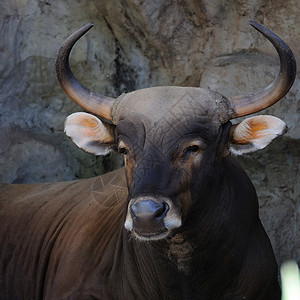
[0, 0, 299, 266]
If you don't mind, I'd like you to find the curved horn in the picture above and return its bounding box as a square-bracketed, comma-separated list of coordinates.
[56, 23, 114, 121]
[230, 21, 296, 118]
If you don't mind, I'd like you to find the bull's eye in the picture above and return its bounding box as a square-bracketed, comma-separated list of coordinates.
[182, 144, 201, 158]
[118, 147, 128, 155]
[186, 145, 199, 152]
[184, 145, 200, 154]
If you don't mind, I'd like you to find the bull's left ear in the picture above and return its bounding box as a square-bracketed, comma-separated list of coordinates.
[64, 112, 116, 155]
[229, 115, 287, 155]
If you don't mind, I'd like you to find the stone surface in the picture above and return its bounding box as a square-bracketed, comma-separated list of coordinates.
[0, 0, 299, 266]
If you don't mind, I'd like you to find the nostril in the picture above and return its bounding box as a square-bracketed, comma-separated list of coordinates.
[130, 200, 169, 221]
[155, 202, 169, 218]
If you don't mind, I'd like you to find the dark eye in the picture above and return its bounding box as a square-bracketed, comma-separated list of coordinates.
[186, 145, 199, 153]
[118, 147, 128, 155]
[183, 145, 200, 157]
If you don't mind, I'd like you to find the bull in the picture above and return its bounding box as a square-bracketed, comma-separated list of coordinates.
[0, 21, 296, 299]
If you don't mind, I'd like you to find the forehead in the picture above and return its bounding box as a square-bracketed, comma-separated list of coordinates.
[117, 115, 216, 155]
[112, 86, 232, 128]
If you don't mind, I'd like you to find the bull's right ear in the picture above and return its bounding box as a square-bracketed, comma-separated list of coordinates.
[229, 115, 287, 155]
[64, 112, 116, 155]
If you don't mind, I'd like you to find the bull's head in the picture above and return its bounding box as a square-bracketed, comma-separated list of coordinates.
[56, 22, 296, 241]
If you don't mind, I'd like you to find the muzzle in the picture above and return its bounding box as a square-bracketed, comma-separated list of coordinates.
[124, 196, 182, 241]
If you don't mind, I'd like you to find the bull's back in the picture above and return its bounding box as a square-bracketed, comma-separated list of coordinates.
[0, 168, 127, 299]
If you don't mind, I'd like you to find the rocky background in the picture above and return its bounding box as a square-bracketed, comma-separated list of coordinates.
[0, 0, 299, 267]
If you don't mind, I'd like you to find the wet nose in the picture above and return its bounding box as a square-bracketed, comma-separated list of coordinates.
[130, 200, 169, 222]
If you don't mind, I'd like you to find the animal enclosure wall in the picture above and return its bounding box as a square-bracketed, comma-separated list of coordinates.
[0, 0, 299, 267]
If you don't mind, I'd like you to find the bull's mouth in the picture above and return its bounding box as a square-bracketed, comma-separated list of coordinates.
[131, 228, 170, 241]
[130, 219, 170, 241]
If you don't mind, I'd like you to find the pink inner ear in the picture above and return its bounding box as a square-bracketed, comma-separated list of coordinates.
[232, 115, 286, 145]
[64, 112, 115, 154]
[233, 120, 267, 144]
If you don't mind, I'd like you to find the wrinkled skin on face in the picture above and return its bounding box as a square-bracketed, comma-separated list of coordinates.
[113, 87, 232, 240]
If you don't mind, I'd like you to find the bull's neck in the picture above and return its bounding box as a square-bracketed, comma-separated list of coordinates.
[117, 230, 197, 300]
[118, 225, 236, 300]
